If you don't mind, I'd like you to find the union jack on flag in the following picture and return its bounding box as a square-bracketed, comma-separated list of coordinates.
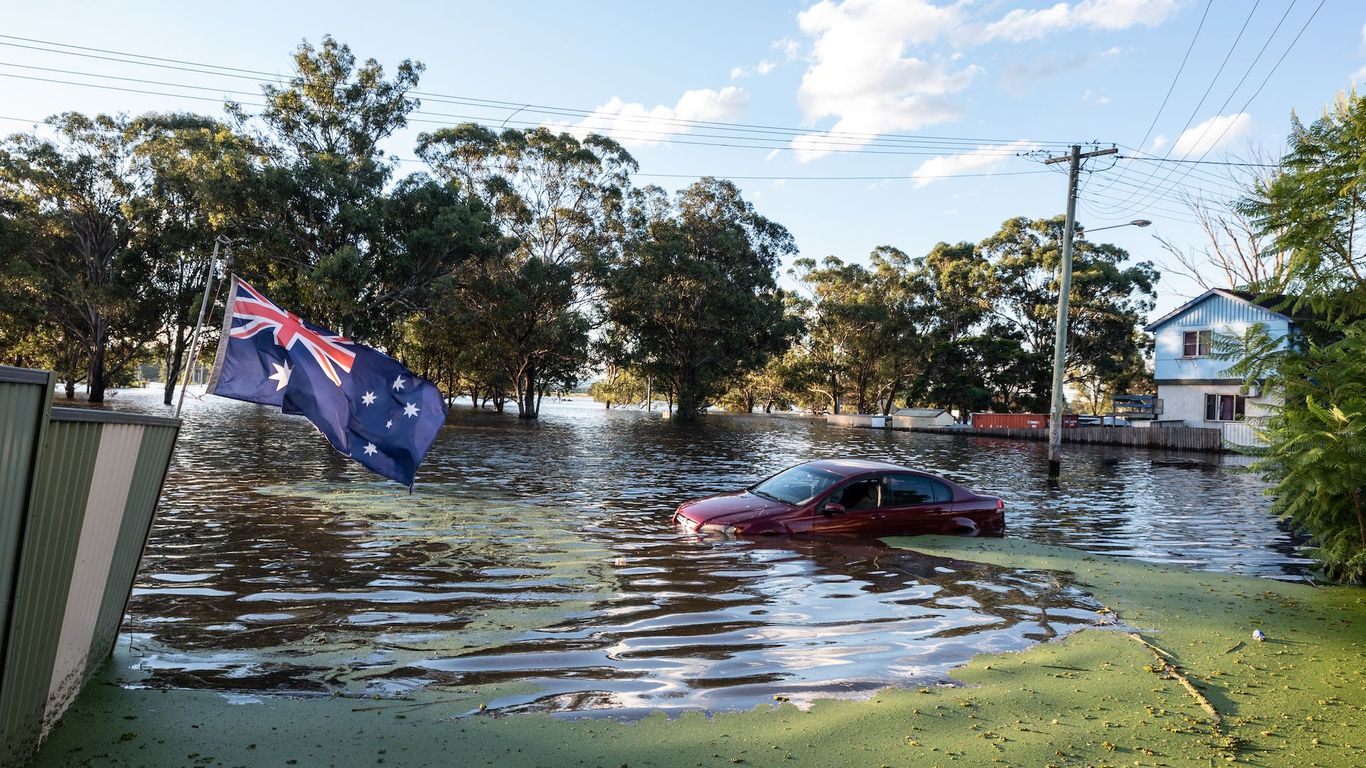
[228, 280, 356, 387]
[206, 277, 446, 488]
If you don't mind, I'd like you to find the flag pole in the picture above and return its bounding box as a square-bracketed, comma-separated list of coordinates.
[174, 235, 231, 419]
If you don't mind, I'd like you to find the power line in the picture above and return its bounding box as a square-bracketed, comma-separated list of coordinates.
[1119, 155, 1277, 168]
[0, 33, 1075, 150]
[0, 70, 1047, 158]
[0, 64, 1055, 157]
[1095, 0, 1309, 216]
[1092, 0, 1268, 213]
[1126, 0, 1213, 173]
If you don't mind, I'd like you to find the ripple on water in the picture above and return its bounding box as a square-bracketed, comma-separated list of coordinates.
[98, 390, 1306, 715]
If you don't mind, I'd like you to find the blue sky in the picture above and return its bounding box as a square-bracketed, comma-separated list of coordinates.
[4, 1, 1362, 318]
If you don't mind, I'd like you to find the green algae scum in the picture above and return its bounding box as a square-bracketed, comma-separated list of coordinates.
[28, 537, 1365, 768]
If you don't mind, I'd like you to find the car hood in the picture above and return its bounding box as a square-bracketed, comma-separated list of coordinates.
[677, 490, 793, 525]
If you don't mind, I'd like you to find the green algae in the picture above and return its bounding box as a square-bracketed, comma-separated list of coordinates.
[29, 537, 1365, 768]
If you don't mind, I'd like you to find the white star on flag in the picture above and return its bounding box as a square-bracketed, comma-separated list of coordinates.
[385, 419, 393, 429]
[404, 402, 420, 418]
[392, 375, 406, 391]
[361, 391, 376, 406]
[362, 443, 378, 456]
[268, 361, 292, 391]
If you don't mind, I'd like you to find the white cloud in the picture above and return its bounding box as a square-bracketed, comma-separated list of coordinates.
[982, 0, 1179, 43]
[732, 59, 778, 79]
[1171, 113, 1252, 158]
[1150, 134, 1168, 151]
[562, 87, 748, 147]
[911, 140, 1041, 187]
[731, 36, 803, 80]
[1361, 23, 1366, 46]
[774, 37, 802, 61]
[791, 0, 978, 162]
[1353, 64, 1366, 84]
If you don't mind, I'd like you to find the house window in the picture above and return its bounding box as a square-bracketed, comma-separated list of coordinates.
[1204, 394, 1246, 422]
[1183, 329, 1213, 357]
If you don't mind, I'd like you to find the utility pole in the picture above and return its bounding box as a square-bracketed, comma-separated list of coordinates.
[1042, 145, 1116, 478]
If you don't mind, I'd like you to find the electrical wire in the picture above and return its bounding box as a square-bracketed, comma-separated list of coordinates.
[1090, 0, 1212, 198]
[1095, 0, 1317, 216]
[0, 33, 1075, 150]
[1092, 0, 1268, 213]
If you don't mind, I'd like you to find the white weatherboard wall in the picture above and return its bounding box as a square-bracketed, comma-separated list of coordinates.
[1158, 383, 1277, 425]
[1146, 291, 1290, 448]
[1151, 293, 1290, 383]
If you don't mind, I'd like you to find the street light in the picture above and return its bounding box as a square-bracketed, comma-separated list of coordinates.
[1046, 216, 1150, 478]
[1077, 219, 1152, 236]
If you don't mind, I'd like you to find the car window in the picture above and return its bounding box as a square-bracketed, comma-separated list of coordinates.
[884, 474, 950, 506]
[834, 478, 881, 510]
[752, 464, 845, 504]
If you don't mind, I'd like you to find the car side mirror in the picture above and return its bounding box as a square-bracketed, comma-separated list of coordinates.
[822, 502, 846, 515]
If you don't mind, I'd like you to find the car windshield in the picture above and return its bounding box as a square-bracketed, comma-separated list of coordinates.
[751, 464, 845, 505]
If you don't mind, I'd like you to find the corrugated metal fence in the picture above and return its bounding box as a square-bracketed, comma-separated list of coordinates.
[0, 366, 179, 767]
[907, 425, 1225, 452]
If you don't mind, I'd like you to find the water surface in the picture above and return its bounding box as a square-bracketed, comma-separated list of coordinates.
[102, 389, 1303, 715]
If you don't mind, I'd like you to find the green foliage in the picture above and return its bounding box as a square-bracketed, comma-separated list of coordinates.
[791, 247, 930, 415]
[788, 219, 1156, 418]
[231, 35, 438, 338]
[1228, 323, 1366, 582]
[602, 179, 796, 421]
[1241, 91, 1366, 321]
[0, 112, 162, 401]
[416, 124, 636, 418]
[979, 216, 1158, 410]
[588, 366, 649, 408]
[1232, 91, 1366, 580]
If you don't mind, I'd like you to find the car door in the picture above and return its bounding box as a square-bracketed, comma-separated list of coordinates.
[814, 476, 885, 535]
[878, 473, 957, 535]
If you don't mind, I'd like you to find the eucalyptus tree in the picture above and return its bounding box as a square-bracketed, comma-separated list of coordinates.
[790, 255, 888, 414]
[416, 124, 636, 418]
[0, 112, 160, 402]
[904, 241, 993, 416]
[125, 112, 257, 404]
[230, 36, 438, 340]
[979, 216, 1157, 410]
[602, 179, 796, 421]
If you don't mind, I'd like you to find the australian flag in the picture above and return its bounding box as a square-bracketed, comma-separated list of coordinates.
[206, 277, 445, 489]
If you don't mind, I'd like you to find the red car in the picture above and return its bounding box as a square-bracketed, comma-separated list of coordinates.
[673, 459, 1004, 538]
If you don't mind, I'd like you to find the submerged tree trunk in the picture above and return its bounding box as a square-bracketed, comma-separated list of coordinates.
[163, 332, 188, 406]
[515, 364, 539, 419]
[87, 344, 107, 403]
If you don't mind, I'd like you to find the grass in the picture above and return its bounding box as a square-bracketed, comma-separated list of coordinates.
[29, 537, 1366, 767]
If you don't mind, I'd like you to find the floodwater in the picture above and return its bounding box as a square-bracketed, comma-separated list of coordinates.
[101, 389, 1305, 716]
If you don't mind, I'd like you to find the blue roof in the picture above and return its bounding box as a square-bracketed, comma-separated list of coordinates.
[1144, 288, 1294, 333]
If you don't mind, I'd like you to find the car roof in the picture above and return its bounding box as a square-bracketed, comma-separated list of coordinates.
[802, 458, 912, 475]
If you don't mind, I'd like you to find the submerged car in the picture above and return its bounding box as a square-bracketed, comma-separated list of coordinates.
[673, 459, 1004, 538]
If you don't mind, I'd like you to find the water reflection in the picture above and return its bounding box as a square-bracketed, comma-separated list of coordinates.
[101, 389, 1305, 715]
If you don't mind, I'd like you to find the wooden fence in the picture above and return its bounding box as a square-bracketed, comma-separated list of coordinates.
[903, 425, 1225, 453]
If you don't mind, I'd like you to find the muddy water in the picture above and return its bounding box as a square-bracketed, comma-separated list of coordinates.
[106, 390, 1303, 715]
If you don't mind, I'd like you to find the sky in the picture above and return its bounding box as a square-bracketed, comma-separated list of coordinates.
[3, 0, 1363, 320]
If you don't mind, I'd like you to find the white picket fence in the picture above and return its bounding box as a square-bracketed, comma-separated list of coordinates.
[1220, 421, 1266, 449]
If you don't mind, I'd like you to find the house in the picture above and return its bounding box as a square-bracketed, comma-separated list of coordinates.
[893, 407, 957, 429]
[1140, 288, 1297, 446]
